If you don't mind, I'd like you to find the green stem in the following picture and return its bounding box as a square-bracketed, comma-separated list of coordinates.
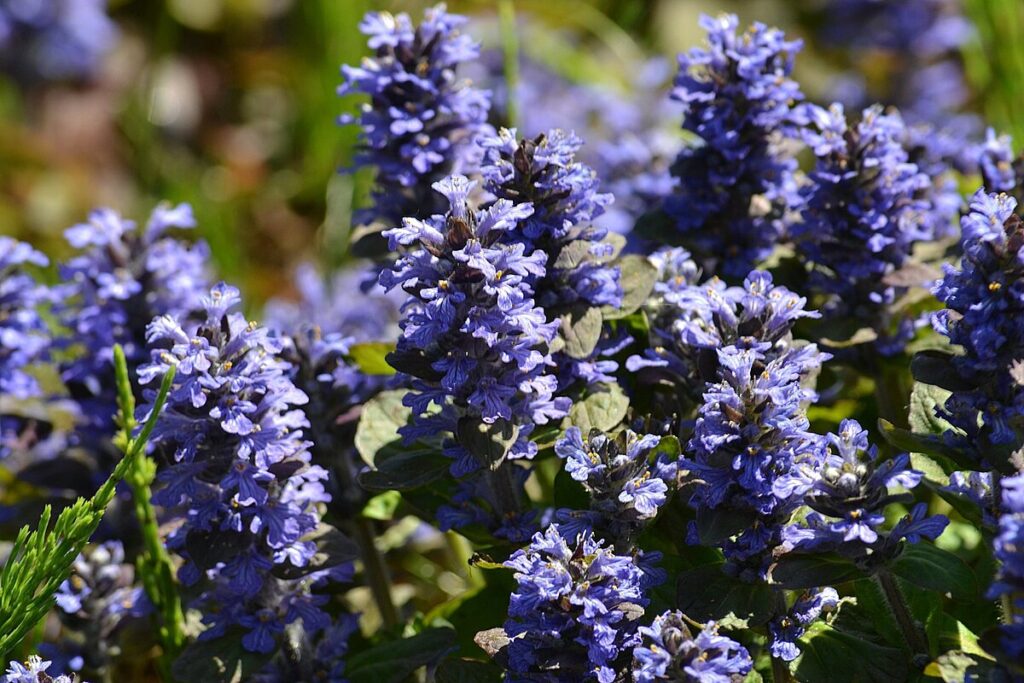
[497, 0, 520, 129]
[487, 464, 522, 519]
[354, 517, 399, 629]
[874, 360, 910, 430]
[877, 570, 929, 656]
[772, 655, 793, 683]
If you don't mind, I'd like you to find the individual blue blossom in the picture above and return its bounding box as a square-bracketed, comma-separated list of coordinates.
[632, 612, 752, 683]
[932, 191, 1024, 464]
[0, 0, 117, 83]
[1, 238, 53, 458]
[976, 129, 1020, 194]
[630, 265, 826, 401]
[52, 541, 149, 677]
[767, 588, 840, 662]
[779, 420, 948, 566]
[794, 103, 937, 355]
[664, 14, 804, 277]
[139, 283, 336, 653]
[986, 473, 1024, 669]
[58, 203, 210, 455]
[943, 471, 996, 527]
[380, 174, 569, 538]
[503, 525, 648, 682]
[339, 4, 493, 228]
[553, 426, 676, 547]
[684, 344, 825, 580]
[1, 656, 82, 683]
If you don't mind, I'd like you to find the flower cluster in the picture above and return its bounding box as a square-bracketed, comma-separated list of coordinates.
[1, 238, 52, 458]
[632, 612, 752, 682]
[767, 588, 839, 662]
[1, 656, 81, 683]
[664, 14, 803, 277]
[933, 191, 1024, 464]
[139, 283, 333, 653]
[339, 4, 492, 228]
[779, 420, 948, 565]
[988, 473, 1024, 668]
[503, 525, 648, 682]
[58, 204, 210, 454]
[554, 426, 675, 547]
[977, 129, 1021, 195]
[0, 0, 117, 83]
[795, 104, 936, 354]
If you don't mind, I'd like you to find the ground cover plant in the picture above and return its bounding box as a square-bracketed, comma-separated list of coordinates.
[2, 0, 1024, 681]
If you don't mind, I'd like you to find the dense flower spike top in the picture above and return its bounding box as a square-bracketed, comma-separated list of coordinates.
[1, 238, 53, 457]
[381, 174, 567, 476]
[988, 474, 1024, 670]
[933, 191, 1024, 464]
[554, 426, 675, 547]
[632, 265, 825, 398]
[0, 0, 117, 83]
[339, 4, 492, 227]
[1, 656, 81, 683]
[665, 13, 804, 277]
[58, 204, 210, 450]
[795, 104, 936, 355]
[632, 612, 752, 682]
[503, 525, 648, 682]
[139, 283, 333, 653]
[778, 419, 948, 566]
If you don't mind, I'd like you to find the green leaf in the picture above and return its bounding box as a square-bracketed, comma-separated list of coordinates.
[560, 306, 603, 359]
[362, 490, 402, 520]
[553, 240, 594, 270]
[605, 254, 657, 319]
[456, 417, 520, 470]
[436, 659, 503, 683]
[348, 341, 397, 376]
[909, 382, 956, 437]
[357, 448, 450, 491]
[911, 351, 973, 392]
[889, 543, 978, 601]
[171, 631, 273, 683]
[355, 390, 410, 466]
[274, 523, 360, 580]
[769, 553, 866, 589]
[795, 623, 908, 683]
[693, 507, 757, 545]
[675, 563, 776, 627]
[568, 383, 628, 433]
[877, 419, 976, 472]
[346, 627, 458, 683]
[821, 326, 879, 348]
[923, 650, 997, 682]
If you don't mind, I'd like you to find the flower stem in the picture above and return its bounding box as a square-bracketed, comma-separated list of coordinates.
[877, 569, 929, 656]
[487, 464, 523, 519]
[354, 516, 400, 630]
[772, 656, 793, 683]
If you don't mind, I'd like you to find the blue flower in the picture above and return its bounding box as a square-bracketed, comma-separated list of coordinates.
[794, 103, 938, 355]
[1, 656, 81, 683]
[768, 588, 839, 662]
[339, 5, 493, 228]
[987, 473, 1024, 668]
[139, 283, 335, 653]
[504, 525, 648, 682]
[664, 14, 804, 277]
[632, 612, 752, 682]
[977, 128, 1020, 194]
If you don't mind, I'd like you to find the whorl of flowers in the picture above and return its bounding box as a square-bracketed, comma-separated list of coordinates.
[0, 0, 117, 83]
[53, 541, 148, 675]
[977, 129, 1020, 195]
[632, 612, 752, 683]
[778, 420, 948, 566]
[554, 427, 676, 547]
[665, 13, 804, 277]
[139, 283, 334, 653]
[685, 343, 824, 581]
[795, 103, 936, 354]
[503, 525, 648, 682]
[1, 656, 81, 683]
[339, 4, 493, 227]
[58, 204, 210, 450]
[987, 473, 1024, 668]
[630, 266, 825, 399]
[381, 175, 568, 477]
[767, 588, 839, 662]
[932, 191, 1024, 462]
[1, 238, 53, 458]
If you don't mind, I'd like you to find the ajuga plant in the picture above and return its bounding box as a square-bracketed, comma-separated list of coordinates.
[657, 14, 804, 277]
[794, 103, 942, 356]
[339, 4, 493, 232]
[139, 284, 348, 654]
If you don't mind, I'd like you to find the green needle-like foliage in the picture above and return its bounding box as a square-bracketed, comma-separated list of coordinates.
[0, 346, 176, 661]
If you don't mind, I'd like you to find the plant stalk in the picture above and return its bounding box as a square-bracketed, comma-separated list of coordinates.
[877, 570, 929, 656]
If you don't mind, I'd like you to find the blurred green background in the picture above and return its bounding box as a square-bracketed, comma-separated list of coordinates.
[0, 0, 1020, 305]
